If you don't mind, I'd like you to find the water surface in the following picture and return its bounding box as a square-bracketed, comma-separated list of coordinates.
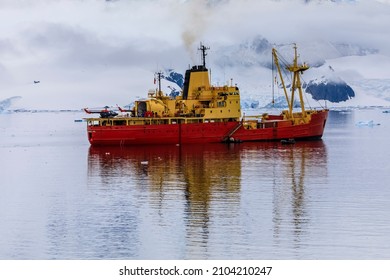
[1, 109, 389, 259]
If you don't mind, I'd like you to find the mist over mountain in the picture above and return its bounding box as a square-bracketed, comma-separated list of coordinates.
[214, 35, 378, 69]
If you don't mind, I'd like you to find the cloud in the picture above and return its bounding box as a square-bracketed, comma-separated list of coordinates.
[204, 0, 390, 52]
[0, 0, 389, 109]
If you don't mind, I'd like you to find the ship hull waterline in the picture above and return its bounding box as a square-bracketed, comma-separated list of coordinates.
[86, 110, 328, 146]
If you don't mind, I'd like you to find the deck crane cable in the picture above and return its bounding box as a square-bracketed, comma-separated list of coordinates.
[300, 75, 326, 110]
[276, 51, 294, 108]
[271, 50, 283, 106]
[276, 46, 327, 111]
[295, 53, 313, 110]
[291, 51, 322, 110]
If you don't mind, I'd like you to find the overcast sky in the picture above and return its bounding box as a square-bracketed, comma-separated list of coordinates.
[1, 0, 389, 109]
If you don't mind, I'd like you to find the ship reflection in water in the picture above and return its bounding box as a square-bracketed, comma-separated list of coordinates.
[87, 141, 327, 259]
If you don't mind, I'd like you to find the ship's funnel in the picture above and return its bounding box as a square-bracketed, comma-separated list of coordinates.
[182, 65, 209, 100]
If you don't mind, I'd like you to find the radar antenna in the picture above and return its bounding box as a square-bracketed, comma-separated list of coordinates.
[155, 71, 163, 97]
[198, 43, 210, 69]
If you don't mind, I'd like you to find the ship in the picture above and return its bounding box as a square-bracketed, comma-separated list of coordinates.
[84, 43, 328, 146]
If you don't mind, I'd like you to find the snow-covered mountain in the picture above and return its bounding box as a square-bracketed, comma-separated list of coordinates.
[305, 78, 355, 103]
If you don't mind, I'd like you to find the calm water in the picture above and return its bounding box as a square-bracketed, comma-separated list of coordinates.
[1, 109, 390, 259]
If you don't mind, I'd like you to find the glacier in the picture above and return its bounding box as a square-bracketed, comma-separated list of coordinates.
[0, 96, 21, 113]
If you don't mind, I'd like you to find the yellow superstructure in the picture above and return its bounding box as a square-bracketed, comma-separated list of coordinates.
[133, 45, 241, 122]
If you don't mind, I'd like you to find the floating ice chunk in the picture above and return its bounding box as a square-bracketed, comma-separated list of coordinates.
[355, 120, 380, 127]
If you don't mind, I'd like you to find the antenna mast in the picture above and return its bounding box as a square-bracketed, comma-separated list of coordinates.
[155, 71, 163, 97]
[198, 43, 210, 69]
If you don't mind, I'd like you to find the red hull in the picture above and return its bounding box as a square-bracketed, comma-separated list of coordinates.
[233, 109, 328, 142]
[87, 110, 328, 146]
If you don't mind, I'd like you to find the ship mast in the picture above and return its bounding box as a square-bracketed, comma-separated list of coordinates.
[272, 44, 309, 120]
[288, 44, 308, 119]
[155, 71, 163, 98]
[198, 43, 210, 69]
